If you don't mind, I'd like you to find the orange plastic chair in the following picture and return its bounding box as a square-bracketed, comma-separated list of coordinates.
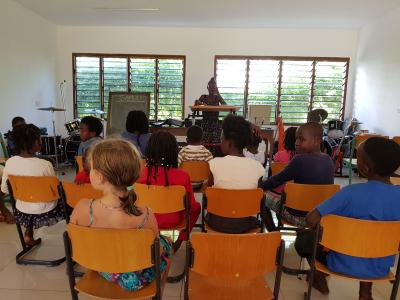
[59, 181, 103, 222]
[305, 215, 400, 300]
[64, 223, 169, 300]
[75, 155, 84, 173]
[7, 175, 65, 266]
[184, 232, 285, 300]
[279, 183, 340, 229]
[391, 177, 400, 185]
[134, 183, 189, 282]
[179, 161, 210, 190]
[392, 136, 400, 145]
[270, 162, 288, 176]
[202, 188, 265, 233]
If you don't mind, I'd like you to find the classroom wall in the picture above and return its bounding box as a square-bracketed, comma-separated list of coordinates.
[56, 26, 359, 134]
[353, 7, 400, 137]
[0, 0, 57, 142]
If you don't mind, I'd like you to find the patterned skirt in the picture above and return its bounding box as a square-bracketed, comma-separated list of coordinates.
[14, 200, 65, 229]
[202, 112, 222, 144]
[99, 235, 172, 292]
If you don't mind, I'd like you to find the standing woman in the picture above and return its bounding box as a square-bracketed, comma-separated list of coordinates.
[195, 77, 226, 144]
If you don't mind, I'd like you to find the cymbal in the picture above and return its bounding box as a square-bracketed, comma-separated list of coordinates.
[84, 108, 105, 114]
[37, 107, 66, 112]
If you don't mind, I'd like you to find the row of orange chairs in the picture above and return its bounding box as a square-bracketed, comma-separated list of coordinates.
[6, 173, 400, 299]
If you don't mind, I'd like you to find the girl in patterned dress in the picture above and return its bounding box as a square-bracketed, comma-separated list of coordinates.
[70, 139, 172, 291]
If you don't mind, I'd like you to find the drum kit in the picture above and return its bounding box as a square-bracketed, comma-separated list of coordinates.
[37, 107, 104, 168]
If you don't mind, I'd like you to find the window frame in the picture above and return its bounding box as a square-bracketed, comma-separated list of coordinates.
[72, 53, 186, 120]
[214, 55, 350, 124]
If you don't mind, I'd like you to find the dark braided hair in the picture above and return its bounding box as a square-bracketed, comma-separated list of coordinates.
[363, 137, 400, 177]
[11, 124, 41, 154]
[222, 114, 252, 150]
[284, 127, 297, 152]
[145, 131, 179, 186]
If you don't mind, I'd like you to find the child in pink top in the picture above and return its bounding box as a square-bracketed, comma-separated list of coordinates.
[272, 126, 297, 193]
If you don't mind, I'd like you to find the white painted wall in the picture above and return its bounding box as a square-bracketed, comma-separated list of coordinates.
[353, 7, 400, 137]
[56, 26, 359, 133]
[0, 0, 57, 139]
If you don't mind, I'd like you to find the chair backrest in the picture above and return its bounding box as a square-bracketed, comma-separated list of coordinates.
[284, 183, 340, 212]
[190, 232, 282, 280]
[179, 161, 210, 182]
[390, 177, 400, 185]
[355, 134, 388, 148]
[271, 162, 288, 176]
[75, 155, 84, 173]
[134, 183, 186, 214]
[205, 188, 264, 218]
[8, 175, 59, 203]
[67, 223, 155, 273]
[319, 215, 400, 258]
[392, 136, 400, 145]
[60, 181, 103, 208]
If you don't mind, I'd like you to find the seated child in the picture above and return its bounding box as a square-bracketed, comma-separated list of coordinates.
[206, 115, 266, 233]
[70, 139, 171, 292]
[0, 165, 15, 223]
[178, 125, 213, 165]
[260, 122, 334, 230]
[6, 116, 26, 156]
[121, 110, 151, 156]
[243, 132, 267, 166]
[77, 116, 103, 156]
[271, 126, 297, 193]
[74, 155, 91, 184]
[137, 131, 201, 252]
[306, 137, 400, 299]
[1, 124, 64, 245]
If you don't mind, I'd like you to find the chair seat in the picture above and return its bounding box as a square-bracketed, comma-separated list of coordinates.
[75, 270, 156, 299]
[316, 261, 395, 282]
[188, 271, 274, 300]
[76, 265, 170, 300]
[204, 224, 261, 234]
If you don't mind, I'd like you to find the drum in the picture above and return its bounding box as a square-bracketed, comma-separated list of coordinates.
[65, 119, 80, 135]
[40, 135, 62, 156]
[65, 132, 81, 162]
[327, 119, 344, 140]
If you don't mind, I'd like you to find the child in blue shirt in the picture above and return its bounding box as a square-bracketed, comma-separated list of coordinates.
[78, 116, 103, 155]
[306, 137, 400, 300]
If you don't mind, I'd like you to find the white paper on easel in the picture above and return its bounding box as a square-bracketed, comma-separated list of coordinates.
[248, 105, 272, 126]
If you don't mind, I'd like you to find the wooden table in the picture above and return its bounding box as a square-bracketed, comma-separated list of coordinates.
[189, 105, 241, 113]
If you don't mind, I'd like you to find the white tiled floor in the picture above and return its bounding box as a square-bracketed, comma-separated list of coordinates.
[0, 171, 397, 300]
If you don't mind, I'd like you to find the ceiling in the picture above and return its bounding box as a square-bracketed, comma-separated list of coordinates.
[14, 0, 400, 29]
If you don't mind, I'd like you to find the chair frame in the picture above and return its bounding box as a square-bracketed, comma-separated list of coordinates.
[184, 233, 285, 300]
[63, 229, 163, 300]
[201, 188, 266, 234]
[305, 218, 400, 300]
[7, 177, 65, 266]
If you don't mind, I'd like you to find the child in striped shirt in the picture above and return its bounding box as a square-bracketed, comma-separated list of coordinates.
[178, 125, 213, 165]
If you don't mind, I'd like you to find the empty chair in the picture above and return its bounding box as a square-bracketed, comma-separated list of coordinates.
[184, 232, 284, 300]
[179, 160, 210, 190]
